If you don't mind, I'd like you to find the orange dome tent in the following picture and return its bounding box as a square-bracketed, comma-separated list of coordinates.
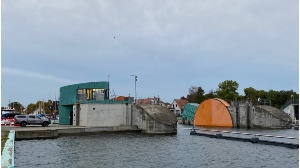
[194, 98, 233, 127]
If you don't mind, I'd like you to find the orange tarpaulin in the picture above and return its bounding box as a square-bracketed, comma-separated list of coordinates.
[194, 98, 233, 127]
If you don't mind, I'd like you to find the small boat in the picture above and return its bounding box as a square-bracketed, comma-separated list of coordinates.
[1, 119, 14, 126]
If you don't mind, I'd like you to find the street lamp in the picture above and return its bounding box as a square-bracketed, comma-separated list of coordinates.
[130, 75, 137, 104]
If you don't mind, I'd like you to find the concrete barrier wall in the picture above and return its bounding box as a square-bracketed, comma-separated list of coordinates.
[228, 105, 249, 128]
[228, 105, 291, 128]
[283, 104, 297, 122]
[132, 105, 177, 134]
[15, 130, 58, 140]
[74, 104, 132, 127]
[252, 106, 290, 128]
[13, 126, 141, 140]
[58, 126, 140, 135]
[70, 103, 176, 133]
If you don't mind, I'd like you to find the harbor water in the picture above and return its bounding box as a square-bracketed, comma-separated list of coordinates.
[14, 124, 299, 168]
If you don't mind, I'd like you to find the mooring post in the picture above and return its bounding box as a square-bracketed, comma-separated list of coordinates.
[216, 133, 223, 139]
[190, 126, 196, 134]
[250, 137, 259, 143]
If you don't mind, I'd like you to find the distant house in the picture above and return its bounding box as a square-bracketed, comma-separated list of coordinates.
[136, 97, 165, 106]
[32, 109, 45, 115]
[170, 99, 187, 116]
[113, 96, 134, 102]
[182, 103, 199, 125]
[164, 102, 171, 108]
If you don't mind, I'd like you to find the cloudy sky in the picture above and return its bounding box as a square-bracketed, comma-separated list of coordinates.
[1, 0, 299, 107]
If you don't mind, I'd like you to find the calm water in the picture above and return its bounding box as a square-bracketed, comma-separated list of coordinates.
[15, 124, 299, 168]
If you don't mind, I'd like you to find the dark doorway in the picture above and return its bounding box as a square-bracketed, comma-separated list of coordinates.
[70, 110, 73, 125]
[294, 105, 299, 120]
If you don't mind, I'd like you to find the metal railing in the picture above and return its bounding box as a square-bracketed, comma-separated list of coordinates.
[280, 99, 299, 110]
[77, 99, 133, 104]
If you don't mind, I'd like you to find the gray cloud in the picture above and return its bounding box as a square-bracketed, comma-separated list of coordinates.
[2, 0, 298, 106]
[2, 68, 77, 84]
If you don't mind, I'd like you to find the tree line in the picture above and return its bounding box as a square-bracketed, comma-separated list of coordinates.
[183, 80, 299, 109]
[2, 79, 298, 113]
[2, 100, 59, 115]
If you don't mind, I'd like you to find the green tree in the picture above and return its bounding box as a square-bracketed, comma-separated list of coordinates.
[216, 80, 239, 101]
[186, 86, 197, 103]
[257, 90, 268, 100]
[44, 100, 53, 114]
[180, 96, 187, 100]
[186, 82, 299, 109]
[204, 89, 216, 99]
[244, 87, 257, 102]
[8, 102, 24, 112]
[244, 87, 298, 108]
[26, 103, 36, 114]
[267, 90, 298, 109]
[187, 86, 205, 103]
[34, 100, 53, 114]
[26, 100, 59, 114]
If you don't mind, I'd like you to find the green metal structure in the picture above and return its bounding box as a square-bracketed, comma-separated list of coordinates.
[59, 81, 132, 125]
[182, 103, 199, 121]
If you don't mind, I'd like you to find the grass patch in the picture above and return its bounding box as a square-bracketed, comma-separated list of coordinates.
[1, 131, 10, 155]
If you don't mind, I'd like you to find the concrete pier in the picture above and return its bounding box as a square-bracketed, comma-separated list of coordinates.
[1, 125, 141, 140]
[190, 130, 299, 149]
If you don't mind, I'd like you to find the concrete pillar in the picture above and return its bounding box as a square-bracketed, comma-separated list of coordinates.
[236, 103, 240, 128]
[246, 104, 251, 128]
[75, 103, 80, 126]
[126, 103, 130, 126]
[182, 118, 186, 125]
[130, 104, 133, 126]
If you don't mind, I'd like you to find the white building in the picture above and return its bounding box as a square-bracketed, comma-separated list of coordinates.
[169, 99, 187, 117]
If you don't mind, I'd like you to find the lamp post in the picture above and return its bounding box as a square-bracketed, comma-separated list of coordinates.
[130, 75, 137, 104]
